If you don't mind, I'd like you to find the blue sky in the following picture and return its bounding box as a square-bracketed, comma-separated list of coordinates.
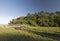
[0, 0, 60, 24]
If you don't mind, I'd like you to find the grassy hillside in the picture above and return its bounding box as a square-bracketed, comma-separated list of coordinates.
[0, 26, 60, 41]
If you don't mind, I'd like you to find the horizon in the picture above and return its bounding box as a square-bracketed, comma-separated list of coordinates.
[0, 0, 60, 24]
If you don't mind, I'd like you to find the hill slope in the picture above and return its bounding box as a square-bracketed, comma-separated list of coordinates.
[9, 11, 60, 27]
[0, 26, 60, 41]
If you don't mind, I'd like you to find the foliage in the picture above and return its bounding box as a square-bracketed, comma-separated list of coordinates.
[9, 11, 60, 27]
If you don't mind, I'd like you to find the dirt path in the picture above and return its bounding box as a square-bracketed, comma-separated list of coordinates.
[35, 32, 60, 41]
[22, 29, 60, 41]
[6, 26, 60, 41]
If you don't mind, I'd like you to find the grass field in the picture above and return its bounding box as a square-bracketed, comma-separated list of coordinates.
[0, 26, 60, 41]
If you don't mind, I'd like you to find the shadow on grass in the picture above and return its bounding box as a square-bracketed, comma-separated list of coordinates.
[0, 34, 41, 41]
[26, 30, 60, 41]
[13, 27, 60, 41]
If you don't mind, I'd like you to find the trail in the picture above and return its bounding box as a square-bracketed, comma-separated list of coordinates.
[34, 32, 60, 41]
[22, 29, 60, 41]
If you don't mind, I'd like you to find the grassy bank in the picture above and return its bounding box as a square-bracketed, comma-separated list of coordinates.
[0, 26, 60, 41]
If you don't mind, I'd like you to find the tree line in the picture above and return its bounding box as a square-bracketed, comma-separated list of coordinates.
[9, 11, 60, 27]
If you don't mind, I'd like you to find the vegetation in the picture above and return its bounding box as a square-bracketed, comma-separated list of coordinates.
[9, 11, 60, 27]
[7, 11, 60, 41]
[0, 26, 60, 41]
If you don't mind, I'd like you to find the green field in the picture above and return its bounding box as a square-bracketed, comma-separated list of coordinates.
[0, 26, 60, 41]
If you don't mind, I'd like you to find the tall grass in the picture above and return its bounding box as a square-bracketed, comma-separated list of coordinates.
[0, 26, 60, 41]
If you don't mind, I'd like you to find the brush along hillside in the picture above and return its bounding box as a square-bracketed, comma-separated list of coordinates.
[7, 11, 60, 41]
[9, 11, 60, 27]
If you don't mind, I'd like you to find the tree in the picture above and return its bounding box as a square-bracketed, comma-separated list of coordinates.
[9, 11, 60, 27]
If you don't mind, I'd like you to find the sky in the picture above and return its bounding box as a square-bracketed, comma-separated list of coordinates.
[0, 0, 60, 24]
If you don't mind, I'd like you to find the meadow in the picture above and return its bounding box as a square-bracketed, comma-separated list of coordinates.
[0, 26, 60, 41]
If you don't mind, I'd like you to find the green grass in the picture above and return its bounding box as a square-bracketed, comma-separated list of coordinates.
[0, 26, 60, 41]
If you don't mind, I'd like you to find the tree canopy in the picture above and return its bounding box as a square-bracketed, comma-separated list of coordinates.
[9, 11, 60, 27]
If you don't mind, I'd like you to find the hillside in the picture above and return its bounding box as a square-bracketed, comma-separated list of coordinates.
[0, 26, 60, 41]
[9, 11, 60, 27]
